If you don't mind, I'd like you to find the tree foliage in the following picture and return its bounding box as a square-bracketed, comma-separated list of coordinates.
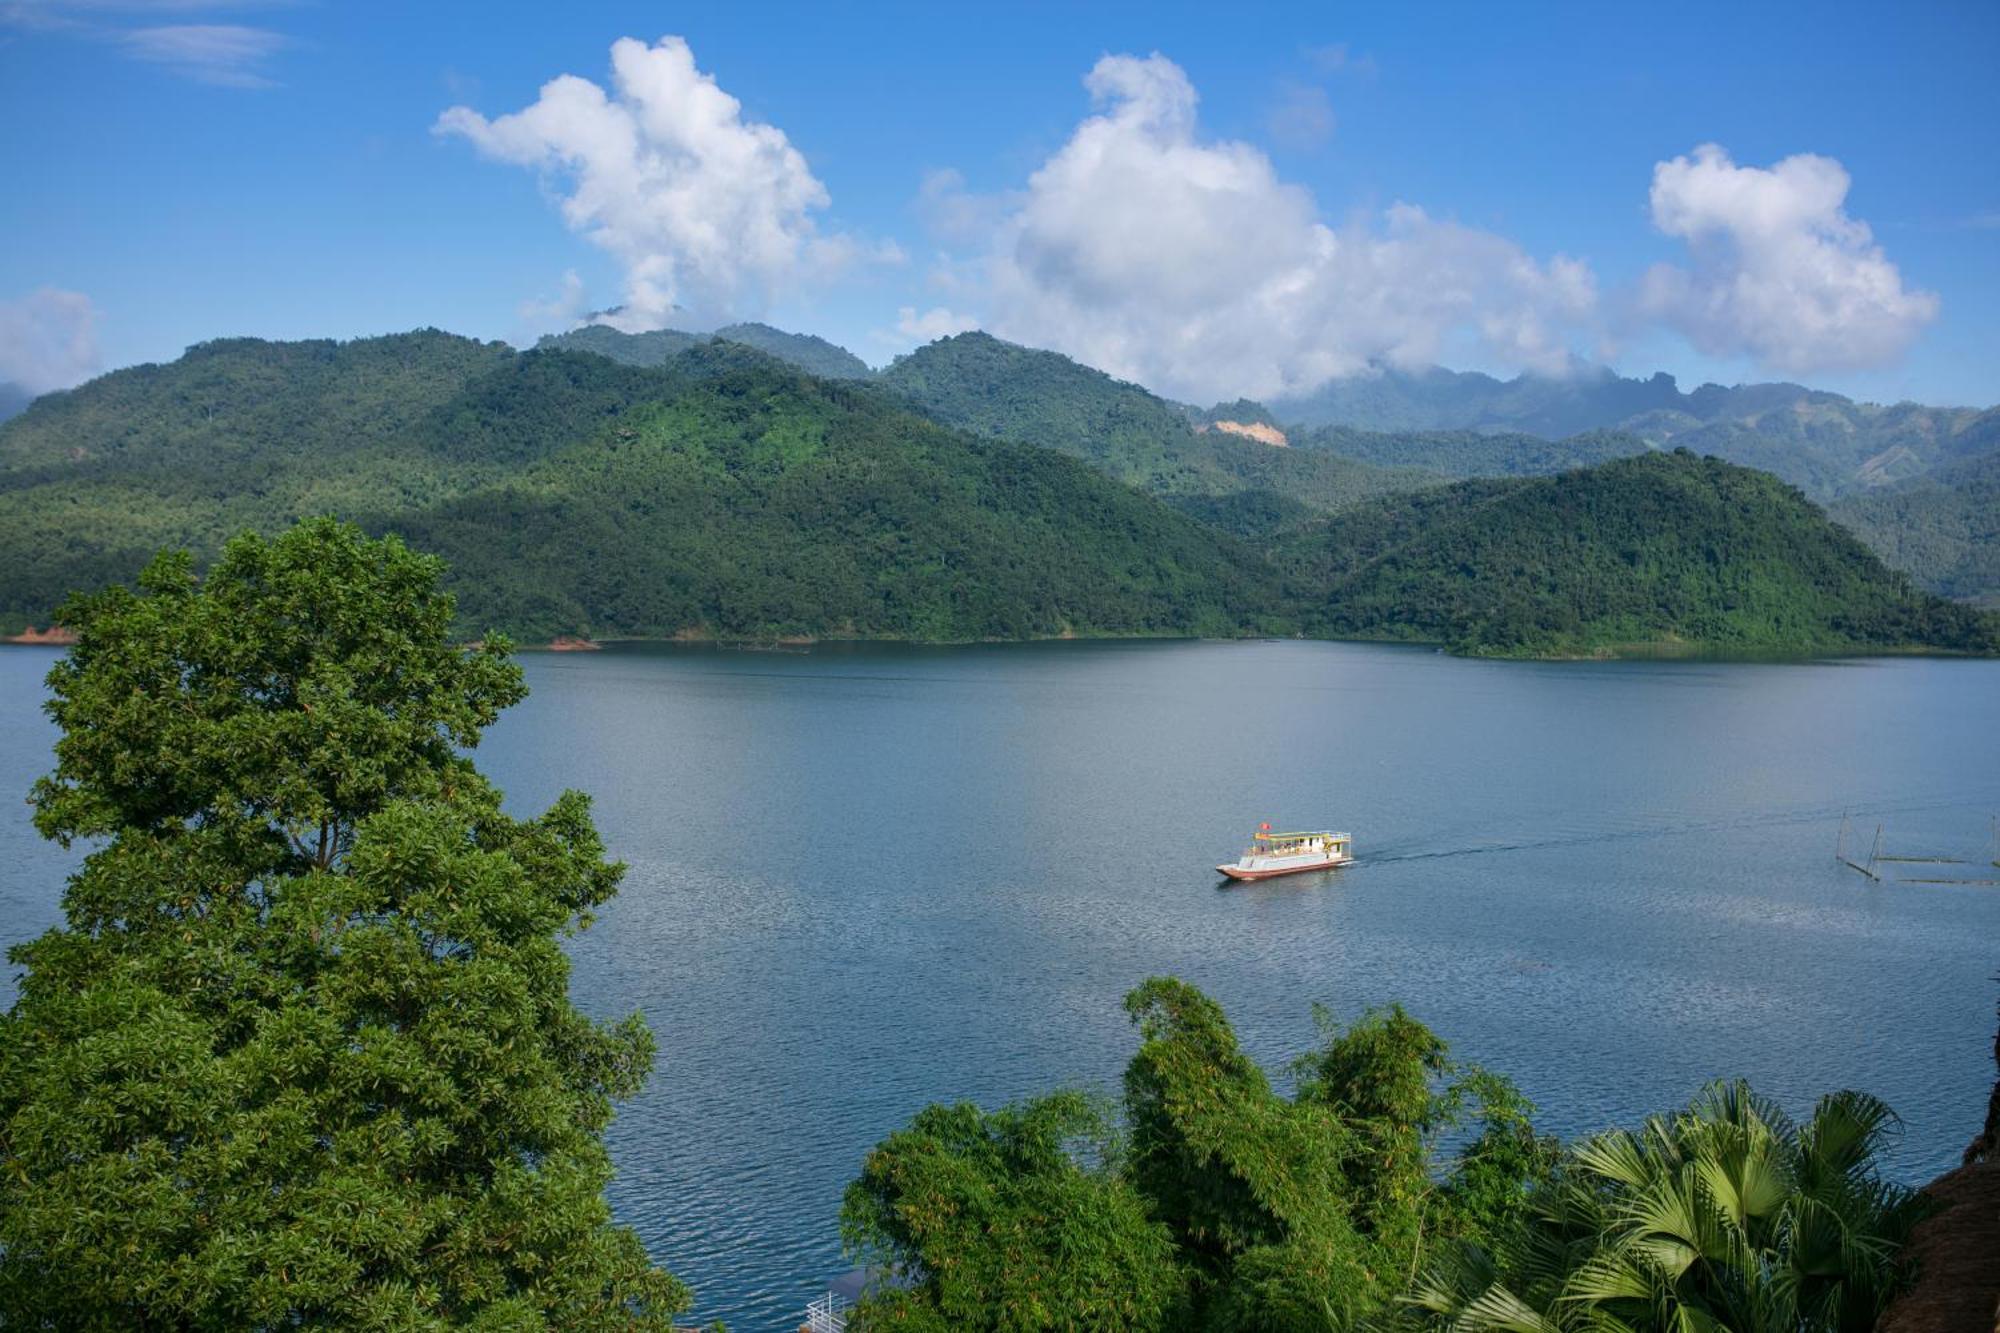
[1410, 1082, 1928, 1333]
[0, 519, 688, 1328]
[841, 1092, 1187, 1331]
[844, 979, 1551, 1332]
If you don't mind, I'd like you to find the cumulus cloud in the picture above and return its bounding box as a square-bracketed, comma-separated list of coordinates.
[1638, 144, 1937, 374]
[939, 53, 1594, 402]
[436, 36, 864, 332]
[0, 287, 101, 394]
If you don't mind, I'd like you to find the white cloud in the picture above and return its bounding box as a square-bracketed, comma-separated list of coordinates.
[0, 287, 101, 394]
[436, 36, 864, 332]
[896, 305, 978, 342]
[1638, 144, 1937, 375]
[1, 4, 289, 86]
[938, 52, 1594, 403]
[119, 22, 285, 87]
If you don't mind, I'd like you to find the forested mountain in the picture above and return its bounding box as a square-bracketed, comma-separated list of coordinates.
[1271, 363, 1991, 500]
[0, 382, 31, 424]
[1278, 450, 1998, 657]
[540, 321, 873, 379]
[2, 327, 1993, 657]
[1833, 435, 2000, 606]
[878, 332, 1434, 523]
[385, 356, 1280, 640]
[0, 333, 1275, 640]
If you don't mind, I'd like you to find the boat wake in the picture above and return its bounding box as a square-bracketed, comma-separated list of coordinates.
[1360, 791, 2000, 867]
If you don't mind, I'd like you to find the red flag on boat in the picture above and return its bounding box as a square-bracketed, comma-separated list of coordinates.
[1260, 822, 1270, 830]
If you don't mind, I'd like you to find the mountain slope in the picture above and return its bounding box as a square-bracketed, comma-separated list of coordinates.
[0, 329, 514, 474]
[4, 328, 1992, 659]
[1295, 424, 1650, 478]
[539, 322, 873, 379]
[1279, 450, 1999, 657]
[1272, 364, 1990, 499]
[0, 382, 31, 424]
[0, 334, 1277, 640]
[1833, 429, 2000, 606]
[384, 359, 1278, 640]
[879, 333, 1434, 521]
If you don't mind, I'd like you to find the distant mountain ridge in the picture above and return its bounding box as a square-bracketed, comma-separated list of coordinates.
[540, 322, 873, 380]
[878, 331, 1461, 530]
[1269, 363, 1992, 501]
[1832, 416, 2000, 607]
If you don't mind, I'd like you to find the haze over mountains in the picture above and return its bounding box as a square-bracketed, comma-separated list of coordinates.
[3, 319, 1995, 655]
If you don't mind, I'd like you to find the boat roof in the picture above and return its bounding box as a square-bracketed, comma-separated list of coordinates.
[1256, 830, 1348, 840]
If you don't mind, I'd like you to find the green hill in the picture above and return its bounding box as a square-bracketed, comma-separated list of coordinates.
[0, 334, 1276, 641]
[1279, 450, 1999, 657]
[1833, 430, 2000, 606]
[879, 333, 1434, 522]
[539, 321, 873, 380]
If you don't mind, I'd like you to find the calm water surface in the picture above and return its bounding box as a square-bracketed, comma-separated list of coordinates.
[3, 640, 1998, 1330]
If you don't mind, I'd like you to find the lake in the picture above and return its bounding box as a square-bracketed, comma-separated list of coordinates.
[3, 639, 1998, 1330]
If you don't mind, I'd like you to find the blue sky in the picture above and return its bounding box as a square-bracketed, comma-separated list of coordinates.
[2, 0, 1997, 405]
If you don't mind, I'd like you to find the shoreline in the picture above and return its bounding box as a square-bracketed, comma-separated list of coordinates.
[7, 624, 1992, 664]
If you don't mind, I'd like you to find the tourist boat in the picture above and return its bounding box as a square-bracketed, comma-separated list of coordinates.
[1216, 824, 1354, 881]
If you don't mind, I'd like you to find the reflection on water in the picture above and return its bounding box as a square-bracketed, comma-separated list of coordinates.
[3, 639, 1998, 1331]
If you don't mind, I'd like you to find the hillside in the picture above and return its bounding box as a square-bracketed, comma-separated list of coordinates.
[1295, 423, 1650, 478]
[0, 331, 679, 630]
[879, 333, 1434, 523]
[1272, 364, 1990, 500]
[0, 382, 30, 424]
[1834, 434, 2000, 606]
[0, 334, 1277, 641]
[1279, 450, 2000, 657]
[539, 322, 873, 380]
[3, 327, 1993, 659]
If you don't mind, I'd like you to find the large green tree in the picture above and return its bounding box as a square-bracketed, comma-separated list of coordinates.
[841, 1092, 1187, 1331]
[0, 519, 688, 1328]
